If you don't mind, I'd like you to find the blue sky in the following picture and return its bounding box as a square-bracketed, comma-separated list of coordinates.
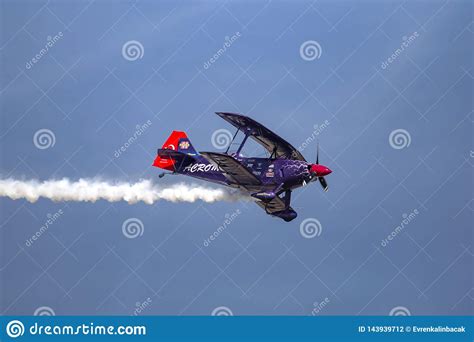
[0, 0, 472, 315]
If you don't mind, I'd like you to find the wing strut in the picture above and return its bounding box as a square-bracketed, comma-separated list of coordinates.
[270, 146, 278, 159]
[225, 127, 240, 154]
[236, 134, 249, 155]
[224, 125, 251, 156]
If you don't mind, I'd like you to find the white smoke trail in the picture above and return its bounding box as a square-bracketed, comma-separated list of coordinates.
[0, 178, 245, 204]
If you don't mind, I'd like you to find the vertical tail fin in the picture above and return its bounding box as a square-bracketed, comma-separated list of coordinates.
[162, 131, 198, 155]
[153, 131, 197, 170]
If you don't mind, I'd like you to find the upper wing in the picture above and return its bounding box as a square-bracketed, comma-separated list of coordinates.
[215, 112, 306, 161]
[200, 152, 261, 189]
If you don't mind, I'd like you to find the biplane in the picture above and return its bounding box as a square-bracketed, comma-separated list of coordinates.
[152, 112, 332, 222]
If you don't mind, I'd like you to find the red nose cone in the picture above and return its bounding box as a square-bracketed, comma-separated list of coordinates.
[310, 164, 332, 176]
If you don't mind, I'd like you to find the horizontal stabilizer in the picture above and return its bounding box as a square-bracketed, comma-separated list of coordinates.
[153, 149, 196, 171]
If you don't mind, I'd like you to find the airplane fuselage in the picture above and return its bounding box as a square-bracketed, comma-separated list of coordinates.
[179, 155, 314, 192]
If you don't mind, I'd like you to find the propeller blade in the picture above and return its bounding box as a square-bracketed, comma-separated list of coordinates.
[316, 141, 319, 164]
[319, 177, 328, 192]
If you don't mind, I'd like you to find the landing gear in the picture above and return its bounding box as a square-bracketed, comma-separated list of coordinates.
[283, 189, 291, 208]
[281, 190, 297, 221]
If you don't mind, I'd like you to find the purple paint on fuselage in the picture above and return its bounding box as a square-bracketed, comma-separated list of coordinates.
[177, 154, 314, 191]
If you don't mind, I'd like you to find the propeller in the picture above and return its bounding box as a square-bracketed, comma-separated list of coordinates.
[319, 175, 328, 192]
[316, 141, 319, 165]
[316, 143, 328, 192]
[309, 141, 331, 192]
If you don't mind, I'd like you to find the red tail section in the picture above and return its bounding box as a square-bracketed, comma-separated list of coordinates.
[153, 131, 188, 171]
